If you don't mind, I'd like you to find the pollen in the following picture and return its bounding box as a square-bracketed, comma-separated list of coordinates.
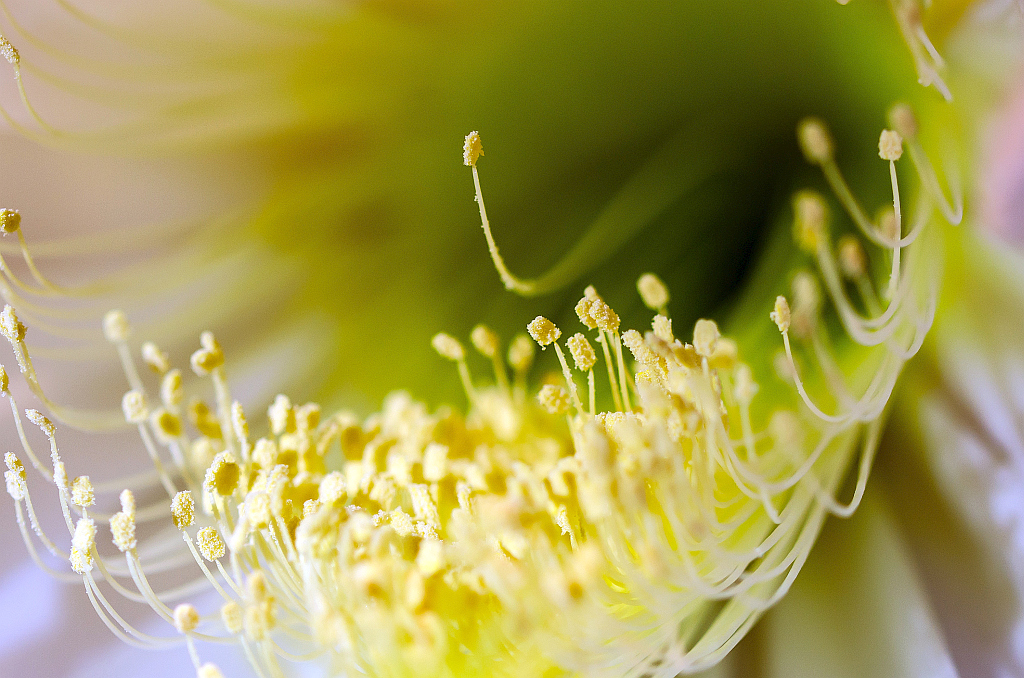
[110, 510, 136, 552]
[4, 452, 25, 501]
[878, 129, 903, 161]
[190, 332, 224, 375]
[567, 333, 596, 371]
[0, 35, 18, 66]
[537, 384, 571, 414]
[196, 527, 226, 561]
[171, 490, 196, 529]
[793, 190, 828, 252]
[0, 208, 21, 233]
[71, 476, 95, 507]
[221, 601, 243, 635]
[204, 452, 239, 496]
[528, 316, 561, 346]
[431, 332, 465, 361]
[507, 334, 535, 373]
[1, 305, 26, 343]
[463, 131, 484, 167]
[838, 235, 867, 279]
[70, 518, 96, 574]
[26, 409, 54, 437]
[197, 664, 225, 678]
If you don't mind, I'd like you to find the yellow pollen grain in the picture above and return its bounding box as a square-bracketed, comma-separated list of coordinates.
[71, 476, 95, 507]
[197, 527, 226, 561]
[0, 35, 18, 66]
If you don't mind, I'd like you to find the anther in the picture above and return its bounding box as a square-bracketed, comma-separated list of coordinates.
[121, 390, 148, 424]
[141, 342, 171, 375]
[0, 35, 19, 66]
[4, 452, 26, 501]
[537, 384, 571, 415]
[198, 664, 225, 678]
[797, 117, 834, 164]
[567, 334, 596, 372]
[507, 334, 535, 374]
[527, 317, 561, 347]
[268, 394, 295, 436]
[110, 510, 137, 552]
[102, 310, 131, 344]
[1, 305, 26, 343]
[221, 601, 243, 635]
[470, 325, 499, 358]
[637, 273, 670, 312]
[793, 191, 828, 252]
[652, 315, 674, 343]
[25, 408, 54, 437]
[0, 209, 21, 234]
[771, 296, 792, 333]
[431, 333, 465, 361]
[878, 129, 903, 161]
[204, 452, 239, 496]
[70, 518, 96, 574]
[171, 490, 196, 529]
[838, 235, 867, 279]
[71, 476, 95, 507]
[197, 527, 226, 561]
[173, 603, 200, 634]
[693, 319, 721, 359]
[463, 131, 484, 167]
[888, 103, 918, 139]
[120, 489, 136, 518]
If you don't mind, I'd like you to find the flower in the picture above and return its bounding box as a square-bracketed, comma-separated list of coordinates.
[0, 1, 1022, 677]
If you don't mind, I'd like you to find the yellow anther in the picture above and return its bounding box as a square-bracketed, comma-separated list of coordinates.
[575, 296, 598, 330]
[621, 329, 658, 366]
[171, 490, 196, 529]
[71, 476, 95, 507]
[102, 310, 131, 344]
[1, 305, 26, 343]
[204, 452, 239, 496]
[888, 103, 918, 139]
[70, 518, 96, 574]
[877, 208, 898, 240]
[190, 332, 224, 375]
[295, 402, 321, 432]
[527, 316, 561, 347]
[0, 208, 21, 234]
[797, 117, 833, 164]
[221, 601, 243, 635]
[537, 384, 571, 415]
[159, 369, 183, 409]
[318, 471, 346, 504]
[0, 35, 18, 66]
[432, 332, 465, 361]
[121, 390, 148, 424]
[470, 325, 499, 358]
[141, 342, 171, 374]
[110, 511, 136, 552]
[196, 527, 226, 561]
[120, 489, 136, 518]
[173, 604, 200, 634]
[4, 452, 26, 501]
[507, 334, 535, 373]
[693, 319, 721, 358]
[463, 131, 484, 167]
[652, 315, 674, 343]
[151, 408, 184, 441]
[25, 408, 54, 437]
[0, 364, 8, 393]
[793, 190, 828, 252]
[838, 235, 867, 279]
[189, 401, 222, 439]
[771, 296, 792, 333]
[268, 394, 296, 436]
[878, 129, 903, 161]
[589, 299, 620, 333]
[637, 273, 670, 311]
[567, 333, 596, 371]
[231, 401, 248, 442]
